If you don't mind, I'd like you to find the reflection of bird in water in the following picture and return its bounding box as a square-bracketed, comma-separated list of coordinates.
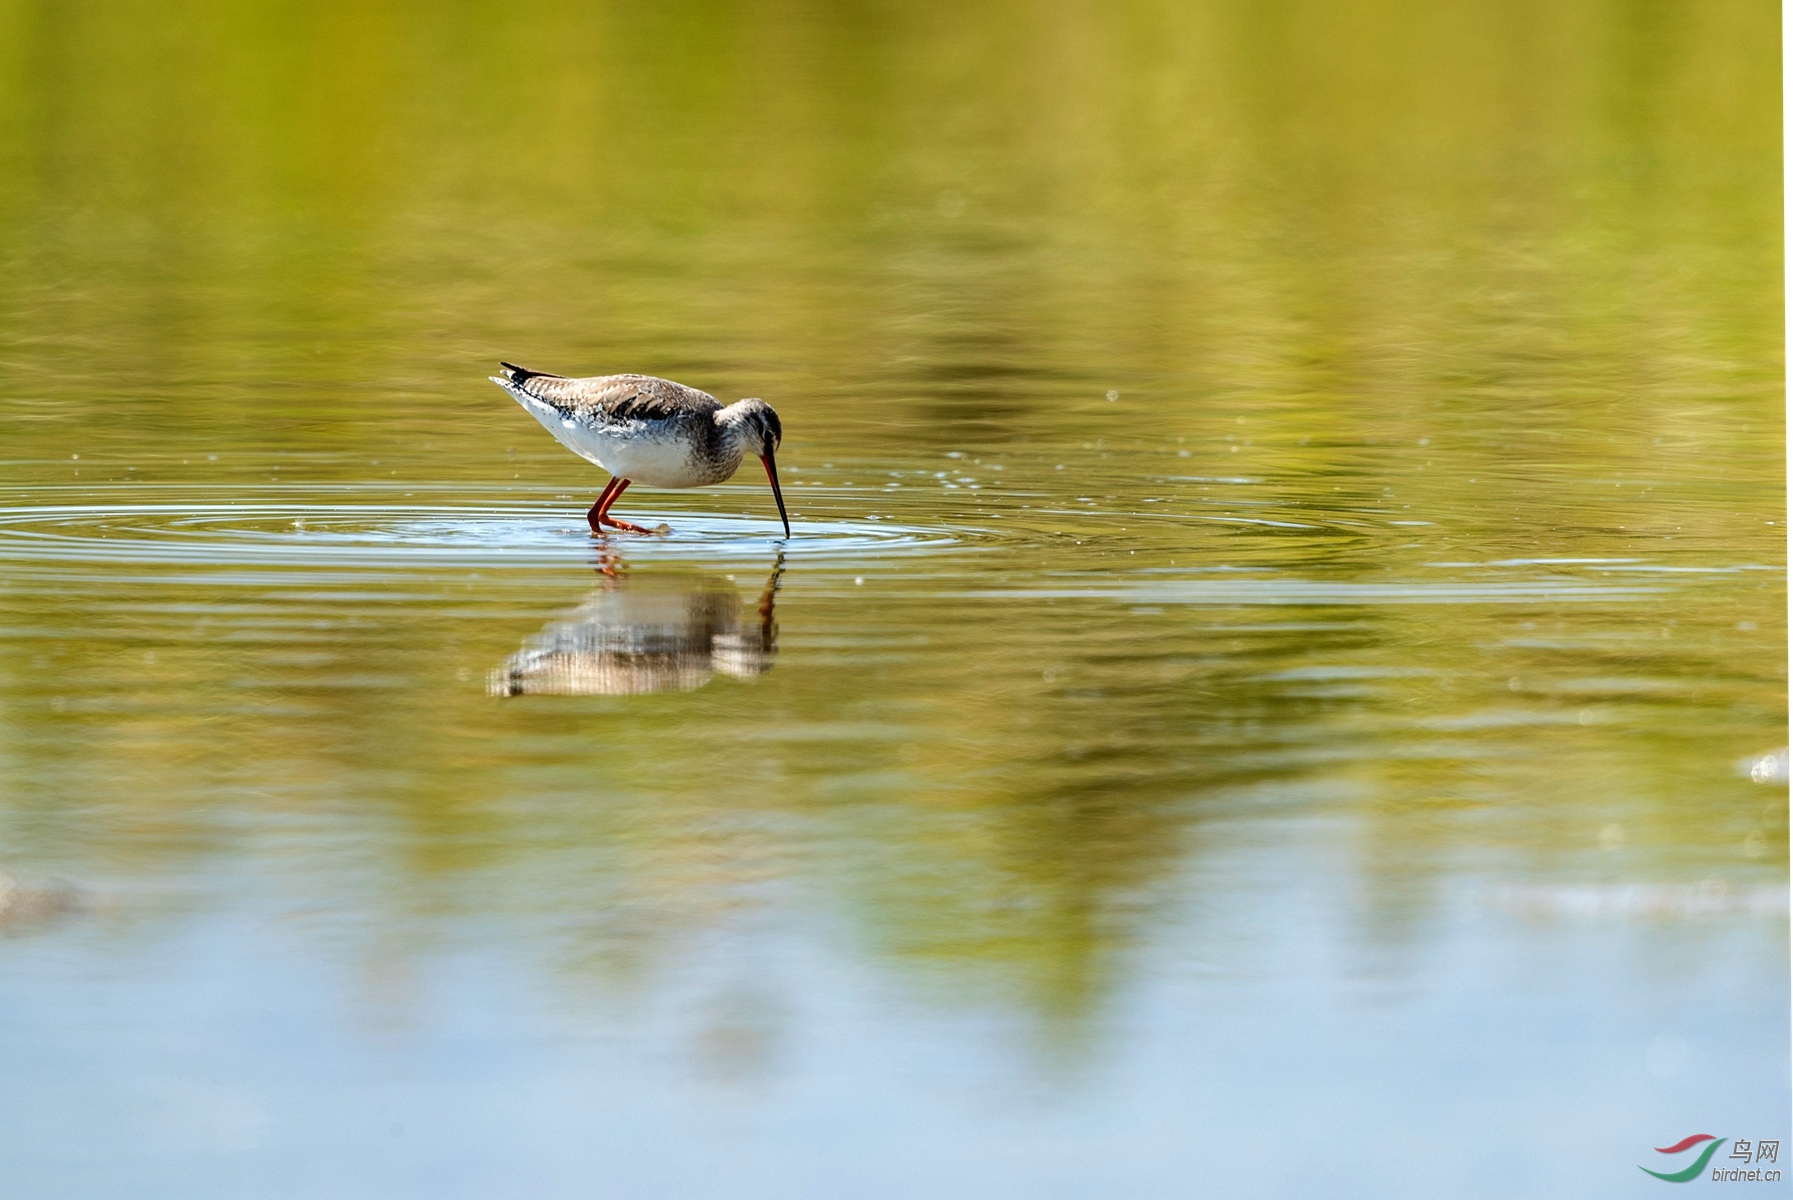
[490, 363, 790, 537]
[489, 558, 783, 696]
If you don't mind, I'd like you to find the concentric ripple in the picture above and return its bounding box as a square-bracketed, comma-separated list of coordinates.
[0, 486, 963, 573]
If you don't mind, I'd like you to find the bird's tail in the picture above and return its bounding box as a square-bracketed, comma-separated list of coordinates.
[497, 361, 557, 385]
[492, 361, 572, 405]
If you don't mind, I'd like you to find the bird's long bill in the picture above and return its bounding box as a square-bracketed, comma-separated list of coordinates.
[760, 451, 791, 538]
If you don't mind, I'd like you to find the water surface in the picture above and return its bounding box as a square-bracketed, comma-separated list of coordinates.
[0, 2, 1784, 1196]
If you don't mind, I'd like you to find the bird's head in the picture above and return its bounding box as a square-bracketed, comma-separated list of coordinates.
[726, 398, 789, 538]
[732, 398, 783, 458]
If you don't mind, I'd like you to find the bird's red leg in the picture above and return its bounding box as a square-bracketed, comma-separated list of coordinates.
[586, 477, 623, 532]
[595, 478, 656, 535]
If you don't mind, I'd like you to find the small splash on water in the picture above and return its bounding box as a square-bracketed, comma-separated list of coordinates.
[1741, 748, 1790, 785]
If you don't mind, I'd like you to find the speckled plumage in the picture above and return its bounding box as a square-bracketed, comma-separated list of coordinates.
[491, 362, 790, 536]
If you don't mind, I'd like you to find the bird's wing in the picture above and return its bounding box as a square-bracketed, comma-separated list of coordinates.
[494, 367, 721, 423]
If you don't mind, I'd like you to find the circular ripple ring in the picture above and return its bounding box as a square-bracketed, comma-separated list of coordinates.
[0, 495, 960, 572]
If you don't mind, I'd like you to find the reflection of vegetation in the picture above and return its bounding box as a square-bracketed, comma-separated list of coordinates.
[0, 0, 1780, 1037]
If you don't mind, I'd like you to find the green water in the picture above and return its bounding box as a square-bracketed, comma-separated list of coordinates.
[0, 2, 1784, 1195]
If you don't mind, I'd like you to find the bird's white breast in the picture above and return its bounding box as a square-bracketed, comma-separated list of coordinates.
[519, 397, 727, 489]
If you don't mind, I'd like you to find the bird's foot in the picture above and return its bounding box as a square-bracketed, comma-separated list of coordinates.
[595, 517, 664, 536]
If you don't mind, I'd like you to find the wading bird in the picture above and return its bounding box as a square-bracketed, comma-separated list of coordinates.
[492, 363, 790, 537]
